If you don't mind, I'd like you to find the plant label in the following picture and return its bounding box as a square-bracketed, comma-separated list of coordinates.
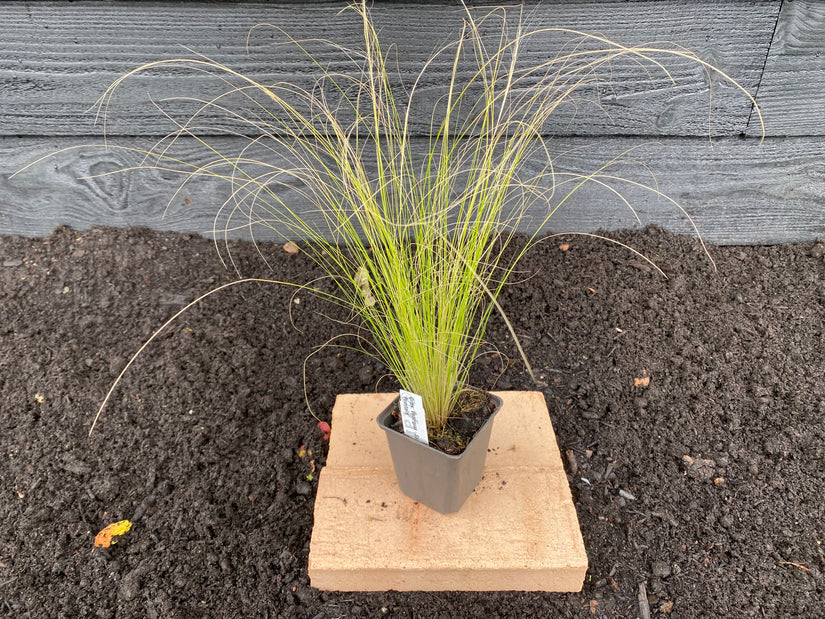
[399, 390, 429, 445]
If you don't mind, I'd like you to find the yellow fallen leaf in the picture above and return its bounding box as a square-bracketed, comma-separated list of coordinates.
[34, 393, 45, 404]
[559, 243, 570, 251]
[94, 520, 132, 548]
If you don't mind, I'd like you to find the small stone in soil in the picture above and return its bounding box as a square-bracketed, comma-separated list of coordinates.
[118, 571, 142, 601]
[720, 514, 735, 528]
[652, 561, 672, 577]
[358, 365, 372, 385]
[565, 449, 579, 474]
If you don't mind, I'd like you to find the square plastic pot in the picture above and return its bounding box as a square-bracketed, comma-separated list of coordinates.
[376, 393, 503, 514]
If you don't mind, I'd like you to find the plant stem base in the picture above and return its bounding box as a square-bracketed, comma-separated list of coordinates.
[308, 392, 588, 592]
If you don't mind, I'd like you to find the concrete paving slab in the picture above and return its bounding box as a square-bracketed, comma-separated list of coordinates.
[308, 391, 588, 591]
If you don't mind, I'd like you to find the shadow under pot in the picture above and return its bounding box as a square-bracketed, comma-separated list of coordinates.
[376, 392, 503, 514]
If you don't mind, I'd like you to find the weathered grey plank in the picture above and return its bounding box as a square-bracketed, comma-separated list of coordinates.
[0, 1, 776, 138]
[747, 0, 825, 137]
[529, 136, 825, 245]
[4, 135, 821, 245]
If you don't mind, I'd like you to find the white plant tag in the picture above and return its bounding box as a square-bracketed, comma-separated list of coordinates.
[398, 390, 429, 445]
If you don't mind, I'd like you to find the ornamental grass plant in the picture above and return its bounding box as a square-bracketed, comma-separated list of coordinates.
[21, 2, 761, 437]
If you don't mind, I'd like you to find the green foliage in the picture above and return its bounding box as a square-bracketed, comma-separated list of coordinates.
[29, 2, 761, 432]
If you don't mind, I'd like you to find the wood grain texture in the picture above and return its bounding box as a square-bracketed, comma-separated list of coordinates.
[0, 1, 776, 138]
[4, 135, 822, 245]
[4, 1, 820, 245]
[747, 0, 825, 137]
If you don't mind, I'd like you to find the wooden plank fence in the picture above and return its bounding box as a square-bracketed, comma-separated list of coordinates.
[1, 0, 822, 244]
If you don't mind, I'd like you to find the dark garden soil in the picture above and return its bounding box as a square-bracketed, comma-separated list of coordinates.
[1, 224, 823, 618]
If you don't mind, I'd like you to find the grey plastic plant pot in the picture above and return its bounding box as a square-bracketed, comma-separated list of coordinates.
[377, 393, 503, 514]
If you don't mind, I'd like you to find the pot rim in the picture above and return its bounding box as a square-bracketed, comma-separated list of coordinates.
[376, 392, 503, 460]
